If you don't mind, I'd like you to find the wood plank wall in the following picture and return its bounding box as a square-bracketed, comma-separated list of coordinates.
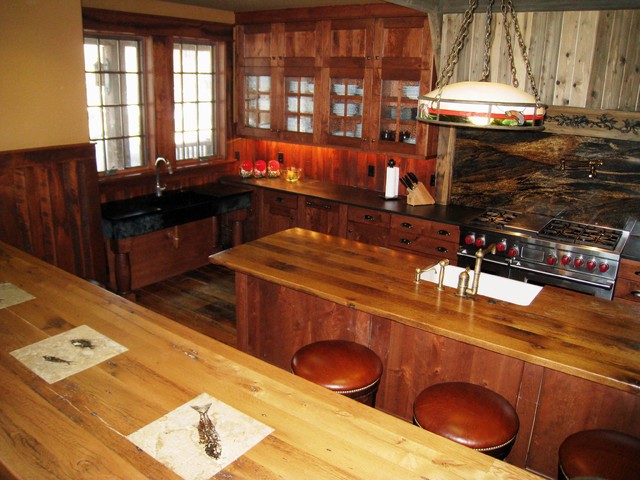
[441, 9, 640, 111]
[231, 138, 437, 194]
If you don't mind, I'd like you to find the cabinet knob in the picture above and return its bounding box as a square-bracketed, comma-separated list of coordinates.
[438, 229, 451, 236]
[401, 222, 413, 229]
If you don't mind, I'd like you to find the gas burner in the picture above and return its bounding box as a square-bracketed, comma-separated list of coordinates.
[538, 219, 622, 250]
[474, 208, 520, 228]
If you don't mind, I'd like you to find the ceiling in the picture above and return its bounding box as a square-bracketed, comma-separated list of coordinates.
[162, 0, 640, 14]
[163, 0, 375, 13]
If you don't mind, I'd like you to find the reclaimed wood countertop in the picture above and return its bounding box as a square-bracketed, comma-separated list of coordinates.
[211, 228, 640, 395]
[0, 240, 543, 479]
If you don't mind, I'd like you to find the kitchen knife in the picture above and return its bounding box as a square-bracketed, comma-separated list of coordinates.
[408, 172, 419, 184]
[399, 176, 410, 189]
[403, 175, 414, 189]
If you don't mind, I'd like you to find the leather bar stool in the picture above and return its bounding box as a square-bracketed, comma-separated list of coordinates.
[558, 429, 640, 480]
[291, 340, 383, 407]
[413, 382, 519, 460]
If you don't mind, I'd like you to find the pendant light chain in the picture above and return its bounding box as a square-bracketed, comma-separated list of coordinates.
[435, 0, 479, 91]
[480, 0, 495, 82]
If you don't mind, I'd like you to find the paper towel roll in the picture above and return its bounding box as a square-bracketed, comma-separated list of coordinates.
[385, 166, 399, 199]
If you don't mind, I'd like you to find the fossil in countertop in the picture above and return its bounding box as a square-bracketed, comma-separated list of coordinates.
[42, 355, 72, 365]
[191, 402, 222, 459]
[70, 338, 95, 349]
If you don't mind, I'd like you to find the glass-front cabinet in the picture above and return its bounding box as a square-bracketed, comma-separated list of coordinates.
[328, 77, 365, 146]
[236, 15, 436, 156]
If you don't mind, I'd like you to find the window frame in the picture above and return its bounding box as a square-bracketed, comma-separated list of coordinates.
[82, 8, 234, 178]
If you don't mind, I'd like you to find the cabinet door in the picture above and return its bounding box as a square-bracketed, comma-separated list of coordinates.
[258, 189, 298, 237]
[614, 258, 640, 303]
[300, 197, 346, 237]
[238, 67, 277, 138]
[326, 70, 371, 148]
[236, 24, 275, 67]
[324, 18, 375, 69]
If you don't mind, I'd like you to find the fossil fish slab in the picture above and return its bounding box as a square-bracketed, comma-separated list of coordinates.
[10, 324, 128, 383]
[127, 392, 274, 480]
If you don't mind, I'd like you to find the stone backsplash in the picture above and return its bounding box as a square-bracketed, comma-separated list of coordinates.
[450, 129, 640, 231]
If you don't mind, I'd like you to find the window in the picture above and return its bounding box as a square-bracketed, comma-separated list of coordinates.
[173, 42, 217, 161]
[82, 11, 230, 175]
[84, 36, 145, 173]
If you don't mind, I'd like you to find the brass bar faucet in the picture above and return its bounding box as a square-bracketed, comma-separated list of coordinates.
[457, 244, 496, 297]
[155, 156, 173, 197]
[415, 259, 449, 290]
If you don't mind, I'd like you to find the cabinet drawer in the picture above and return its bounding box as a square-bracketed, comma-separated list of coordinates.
[347, 221, 388, 247]
[388, 230, 458, 260]
[348, 206, 391, 227]
[614, 258, 640, 303]
[263, 189, 298, 209]
[390, 215, 458, 239]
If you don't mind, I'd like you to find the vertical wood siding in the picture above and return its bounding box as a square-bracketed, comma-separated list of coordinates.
[441, 9, 640, 111]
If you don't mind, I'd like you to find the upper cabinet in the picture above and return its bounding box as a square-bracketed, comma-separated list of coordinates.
[236, 8, 438, 158]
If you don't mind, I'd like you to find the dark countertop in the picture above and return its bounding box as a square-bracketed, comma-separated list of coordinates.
[220, 176, 483, 226]
[221, 176, 640, 261]
[101, 184, 253, 240]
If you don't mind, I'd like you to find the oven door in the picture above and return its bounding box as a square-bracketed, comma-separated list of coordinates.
[509, 263, 615, 300]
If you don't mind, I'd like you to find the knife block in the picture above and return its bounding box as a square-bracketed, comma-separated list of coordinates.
[407, 182, 435, 206]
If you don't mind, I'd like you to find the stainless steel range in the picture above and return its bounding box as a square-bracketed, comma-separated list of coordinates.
[457, 208, 634, 299]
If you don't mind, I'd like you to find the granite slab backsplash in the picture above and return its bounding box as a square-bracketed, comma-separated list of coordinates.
[450, 129, 640, 231]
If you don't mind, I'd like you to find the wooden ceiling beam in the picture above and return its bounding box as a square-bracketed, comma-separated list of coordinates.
[385, 0, 640, 14]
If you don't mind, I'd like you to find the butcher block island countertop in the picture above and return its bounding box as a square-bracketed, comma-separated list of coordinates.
[211, 228, 640, 478]
[211, 228, 639, 395]
[0, 240, 543, 480]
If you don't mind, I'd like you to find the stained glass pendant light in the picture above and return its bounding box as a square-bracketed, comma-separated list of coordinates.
[418, 0, 546, 130]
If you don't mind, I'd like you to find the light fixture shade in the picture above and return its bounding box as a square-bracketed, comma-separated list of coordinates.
[418, 81, 546, 130]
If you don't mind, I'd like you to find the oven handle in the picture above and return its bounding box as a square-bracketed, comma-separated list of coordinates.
[456, 251, 509, 266]
[510, 263, 614, 290]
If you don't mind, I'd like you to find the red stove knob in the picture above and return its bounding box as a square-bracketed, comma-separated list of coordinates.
[561, 254, 571, 266]
[496, 240, 507, 252]
[475, 235, 486, 247]
[599, 262, 609, 273]
[464, 233, 475, 245]
[574, 257, 585, 268]
[586, 259, 597, 271]
[546, 255, 558, 266]
[507, 246, 519, 258]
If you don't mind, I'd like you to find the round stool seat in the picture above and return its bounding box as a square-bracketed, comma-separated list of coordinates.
[413, 382, 519, 459]
[291, 340, 383, 406]
[559, 429, 640, 480]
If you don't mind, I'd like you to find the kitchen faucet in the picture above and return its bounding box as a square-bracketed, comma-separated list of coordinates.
[415, 259, 449, 290]
[457, 244, 496, 297]
[155, 157, 173, 197]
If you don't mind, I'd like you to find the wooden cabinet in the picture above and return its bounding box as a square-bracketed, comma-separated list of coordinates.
[237, 22, 322, 143]
[346, 206, 390, 247]
[300, 196, 347, 237]
[615, 257, 640, 303]
[236, 10, 437, 157]
[388, 215, 459, 262]
[257, 189, 299, 237]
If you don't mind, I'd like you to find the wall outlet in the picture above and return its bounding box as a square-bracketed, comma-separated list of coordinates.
[234, 151, 240, 160]
[368, 165, 375, 177]
[278, 152, 284, 163]
[430, 174, 436, 186]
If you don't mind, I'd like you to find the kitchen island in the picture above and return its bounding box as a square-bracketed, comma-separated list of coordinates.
[210, 227, 640, 479]
[0, 240, 542, 479]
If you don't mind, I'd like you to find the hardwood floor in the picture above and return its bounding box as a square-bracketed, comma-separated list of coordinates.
[133, 263, 237, 346]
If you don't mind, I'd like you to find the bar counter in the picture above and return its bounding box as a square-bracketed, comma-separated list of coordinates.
[0, 240, 541, 479]
[210, 228, 640, 477]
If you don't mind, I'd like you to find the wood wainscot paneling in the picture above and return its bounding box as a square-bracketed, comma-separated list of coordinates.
[0, 143, 106, 284]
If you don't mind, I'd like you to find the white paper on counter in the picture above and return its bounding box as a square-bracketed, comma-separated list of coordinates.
[385, 166, 399, 199]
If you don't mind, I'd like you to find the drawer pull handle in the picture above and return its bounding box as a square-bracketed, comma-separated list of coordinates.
[635, 271, 640, 276]
[276, 197, 284, 203]
[401, 222, 413, 229]
[632, 291, 640, 298]
[436, 246, 449, 253]
[400, 238, 412, 245]
[438, 229, 451, 236]
[306, 201, 332, 210]
[364, 214, 374, 221]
